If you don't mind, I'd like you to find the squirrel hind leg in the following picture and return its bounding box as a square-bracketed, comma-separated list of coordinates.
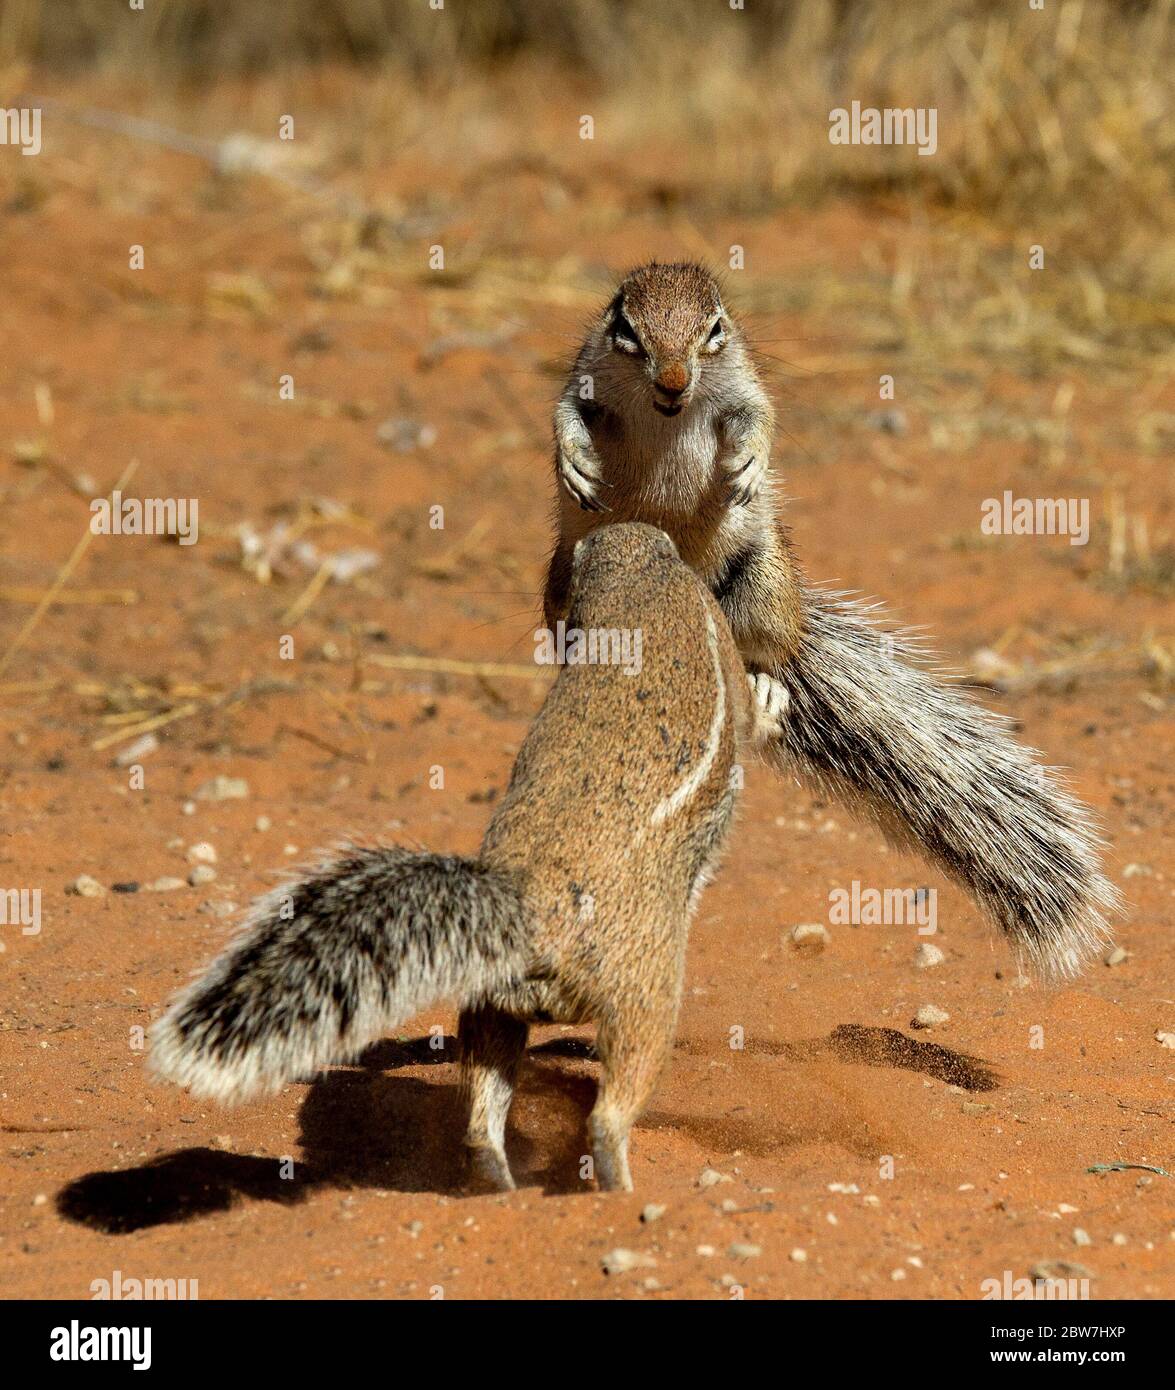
[588, 1103, 636, 1192]
[459, 1006, 528, 1193]
[590, 995, 680, 1193]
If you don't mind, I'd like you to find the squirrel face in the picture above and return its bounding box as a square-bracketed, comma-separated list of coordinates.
[602, 262, 734, 419]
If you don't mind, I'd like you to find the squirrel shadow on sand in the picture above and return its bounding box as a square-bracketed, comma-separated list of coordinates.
[54, 1035, 591, 1233]
[645, 1023, 999, 1160]
[56, 1025, 995, 1233]
[671, 1022, 998, 1091]
[764, 1023, 999, 1091]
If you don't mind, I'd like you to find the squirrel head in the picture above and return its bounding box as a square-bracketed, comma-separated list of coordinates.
[569, 523, 679, 623]
[601, 262, 735, 418]
[571, 521, 678, 585]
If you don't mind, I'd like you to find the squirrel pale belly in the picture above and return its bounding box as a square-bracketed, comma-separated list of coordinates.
[543, 261, 1120, 976]
[152, 523, 787, 1192]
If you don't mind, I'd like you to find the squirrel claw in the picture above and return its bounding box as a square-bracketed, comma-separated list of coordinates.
[560, 452, 607, 512]
[723, 454, 766, 507]
[747, 670, 789, 742]
[561, 473, 603, 511]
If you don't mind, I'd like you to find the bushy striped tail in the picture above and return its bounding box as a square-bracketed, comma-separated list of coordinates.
[151, 846, 530, 1104]
[773, 589, 1119, 976]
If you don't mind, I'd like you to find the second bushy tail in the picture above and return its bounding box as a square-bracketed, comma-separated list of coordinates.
[773, 587, 1119, 976]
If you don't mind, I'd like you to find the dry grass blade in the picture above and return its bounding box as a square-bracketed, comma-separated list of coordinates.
[90, 701, 202, 752]
[0, 458, 139, 679]
[0, 587, 138, 605]
[367, 653, 552, 682]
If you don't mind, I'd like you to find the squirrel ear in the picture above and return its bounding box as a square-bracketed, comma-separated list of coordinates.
[652, 528, 679, 560]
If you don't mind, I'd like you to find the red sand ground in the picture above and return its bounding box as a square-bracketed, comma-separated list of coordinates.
[0, 84, 1172, 1300]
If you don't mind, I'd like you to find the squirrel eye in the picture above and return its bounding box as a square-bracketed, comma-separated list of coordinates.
[707, 319, 725, 343]
[613, 314, 641, 352]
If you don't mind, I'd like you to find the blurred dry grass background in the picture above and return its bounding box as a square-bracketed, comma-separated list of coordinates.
[1, 0, 1170, 215]
[2, 0, 1172, 368]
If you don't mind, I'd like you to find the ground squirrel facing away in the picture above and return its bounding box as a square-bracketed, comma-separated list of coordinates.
[545, 262, 1120, 977]
[152, 524, 787, 1192]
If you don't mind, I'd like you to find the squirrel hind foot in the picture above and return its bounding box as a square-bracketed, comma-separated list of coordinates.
[464, 1143, 516, 1194]
[747, 670, 790, 743]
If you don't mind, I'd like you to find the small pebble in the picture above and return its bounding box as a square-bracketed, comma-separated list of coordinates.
[114, 733, 159, 767]
[67, 875, 105, 898]
[200, 899, 238, 918]
[912, 1004, 950, 1029]
[1073, 1228, 1092, 1247]
[111, 881, 139, 894]
[1155, 1031, 1175, 1050]
[1104, 946, 1129, 967]
[728, 1243, 761, 1260]
[187, 842, 217, 864]
[147, 876, 186, 893]
[189, 865, 217, 887]
[640, 1203, 666, 1224]
[790, 1248, 808, 1263]
[255, 815, 272, 832]
[698, 1168, 733, 1189]
[195, 775, 250, 802]
[602, 1248, 656, 1275]
[1031, 1260, 1093, 1282]
[791, 922, 830, 951]
[914, 942, 945, 969]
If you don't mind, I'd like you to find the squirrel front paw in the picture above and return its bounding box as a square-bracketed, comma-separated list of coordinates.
[747, 670, 789, 742]
[559, 445, 608, 513]
[723, 452, 768, 507]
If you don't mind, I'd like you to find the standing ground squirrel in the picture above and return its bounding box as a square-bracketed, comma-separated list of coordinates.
[544, 261, 1119, 976]
[152, 523, 787, 1192]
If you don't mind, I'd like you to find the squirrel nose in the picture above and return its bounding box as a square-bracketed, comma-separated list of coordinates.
[654, 363, 689, 398]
